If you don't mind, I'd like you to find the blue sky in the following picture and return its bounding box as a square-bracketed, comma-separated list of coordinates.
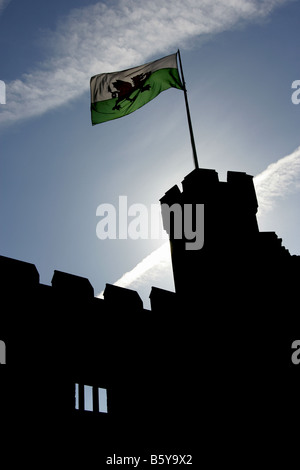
[0, 0, 299, 308]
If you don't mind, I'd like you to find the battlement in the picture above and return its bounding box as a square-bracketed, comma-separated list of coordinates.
[160, 168, 298, 296]
[160, 168, 259, 242]
[0, 255, 40, 290]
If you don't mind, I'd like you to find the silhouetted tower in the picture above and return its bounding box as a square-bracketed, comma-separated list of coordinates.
[160, 168, 291, 300]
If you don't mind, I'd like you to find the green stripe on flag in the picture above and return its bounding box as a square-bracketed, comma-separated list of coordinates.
[91, 67, 183, 125]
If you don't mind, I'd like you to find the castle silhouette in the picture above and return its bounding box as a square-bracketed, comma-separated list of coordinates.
[0, 168, 299, 465]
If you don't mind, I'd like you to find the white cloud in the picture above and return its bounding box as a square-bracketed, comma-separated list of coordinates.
[100, 144, 300, 298]
[254, 146, 300, 216]
[0, 0, 291, 125]
[0, 0, 11, 15]
[97, 241, 172, 299]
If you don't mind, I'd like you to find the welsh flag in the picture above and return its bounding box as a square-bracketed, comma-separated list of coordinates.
[90, 53, 183, 125]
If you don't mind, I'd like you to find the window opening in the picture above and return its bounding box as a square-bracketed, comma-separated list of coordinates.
[75, 383, 108, 413]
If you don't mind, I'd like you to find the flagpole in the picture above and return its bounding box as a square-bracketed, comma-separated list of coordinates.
[177, 49, 199, 170]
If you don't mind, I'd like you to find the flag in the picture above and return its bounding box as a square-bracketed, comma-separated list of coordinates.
[90, 53, 183, 125]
